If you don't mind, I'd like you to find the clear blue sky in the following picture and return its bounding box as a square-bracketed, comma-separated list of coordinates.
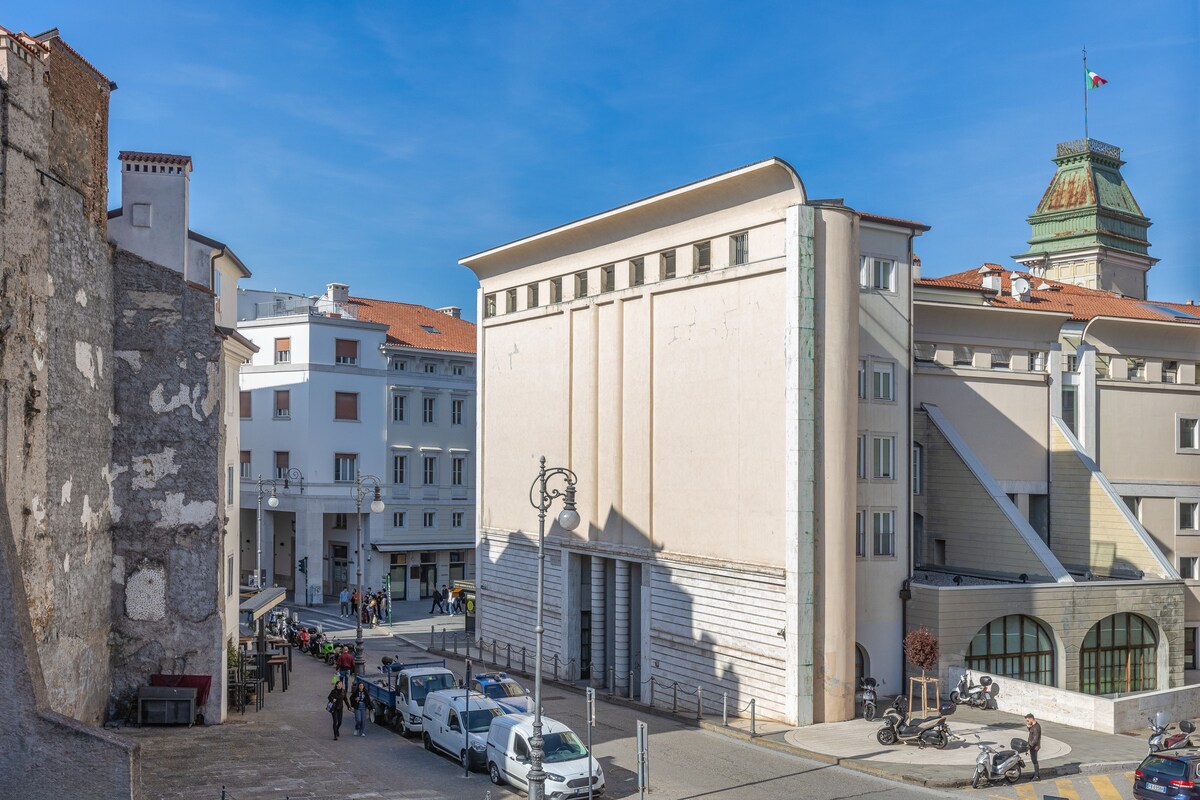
[10, 1, 1198, 317]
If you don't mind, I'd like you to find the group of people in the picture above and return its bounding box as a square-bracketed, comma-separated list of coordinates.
[338, 586, 390, 627]
[326, 645, 371, 740]
[429, 584, 465, 615]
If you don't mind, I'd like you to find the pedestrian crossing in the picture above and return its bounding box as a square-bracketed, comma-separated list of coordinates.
[969, 771, 1132, 800]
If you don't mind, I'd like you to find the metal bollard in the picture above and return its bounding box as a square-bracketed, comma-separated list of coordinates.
[430, 625, 435, 649]
[521, 647, 527, 673]
[506, 643, 512, 668]
[648, 679, 654, 708]
[553, 654, 559, 681]
[442, 628, 447, 651]
[750, 698, 757, 737]
[608, 666, 615, 696]
[628, 671, 635, 699]
[697, 686, 703, 720]
[492, 639, 498, 666]
[672, 683, 678, 713]
[723, 692, 728, 726]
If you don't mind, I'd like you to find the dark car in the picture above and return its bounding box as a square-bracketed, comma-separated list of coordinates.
[1135, 750, 1200, 799]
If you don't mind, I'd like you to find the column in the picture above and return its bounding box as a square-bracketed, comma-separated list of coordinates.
[262, 510, 275, 587]
[590, 557, 606, 686]
[295, 504, 324, 606]
[614, 559, 630, 695]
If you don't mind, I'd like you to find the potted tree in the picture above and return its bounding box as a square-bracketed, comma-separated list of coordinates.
[903, 626, 941, 718]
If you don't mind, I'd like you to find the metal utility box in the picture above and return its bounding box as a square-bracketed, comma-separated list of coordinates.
[138, 685, 197, 725]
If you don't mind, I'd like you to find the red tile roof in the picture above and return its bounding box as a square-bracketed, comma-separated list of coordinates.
[347, 296, 476, 354]
[917, 267, 1200, 324]
[860, 212, 932, 232]
[118, 151, 193, 167]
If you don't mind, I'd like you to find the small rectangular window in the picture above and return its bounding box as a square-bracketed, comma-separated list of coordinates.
[630, 258, 645, 287]
[857, 360, 866, 400]
[1030, 351, 1047, 372]
[1187, 628, 1199, 670]
[912, 444, 923, 495]
[274, 390, 291, 418]
[393, 511, 406, 528]
[334, 453, 357, 483]
[334, 391, 358, 420]
[451, 399, 464, 425]
[392, 394, 406, 423]
[1181, 417, 1200, 451]
[240, 391, 252, 418]
[423, 397, 435, 424]
[1123, 496, 1142, 520]
[527, 283, 540, 308]
[873, 511, 896, 557]
[274, 337, 291, 364]
[452, 511, 465, 528]
[953, 345, 974, 367]
[694, 241, 711, 273]
[856, 434, 866, 479]
[423, 511, 436, 528]
[1128, 357, 1146, 380]
[660, 250, 676, 280]
[601, 265, 615, 293]
[990, 348, 1011, 370]
[872, 436, 895, 480]
[394, 360, 408, 371]
[423, 456, 437, 485]
[484, 294, 497, 318]
[506, 288, 517, 313]
[574, 271, 588, 298]
[333, 513, 348, 529]
[1164, 360, 1179, 384]
[1181, 556, 1199, 580]
[452, 456, 465, 486]
[872, 362, 895, 401]
[872, 259, 894, 291]
[424, 362, 437, 374]
[550, 278, 563, 303]
[335, 339, 359, 365]
[274, 451, 289, 480]
[239, 450, 251, 479]
[730, 232, 748, 266]
[392, 454, 406, 484]
[452, 364, 465, 376]
[1182, 502, 1200, 531]
[855, 510, 866, 558]
[914, 342, 936, 363]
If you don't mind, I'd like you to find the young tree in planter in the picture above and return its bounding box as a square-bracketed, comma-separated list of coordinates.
[903, 626, 941, 716]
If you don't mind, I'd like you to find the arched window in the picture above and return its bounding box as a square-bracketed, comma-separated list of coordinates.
[855, 644, 869, 684]
[966, 615, 1055, 685]
[1080, 613, 1157, 695]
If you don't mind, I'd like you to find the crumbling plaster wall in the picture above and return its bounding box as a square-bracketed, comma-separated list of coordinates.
[109, 248, 226, 720]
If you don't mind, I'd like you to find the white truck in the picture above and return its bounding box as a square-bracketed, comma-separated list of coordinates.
[367, 659, 458, 736]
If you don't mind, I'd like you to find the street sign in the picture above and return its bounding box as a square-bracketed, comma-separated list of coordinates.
[635, 720, 649, 797]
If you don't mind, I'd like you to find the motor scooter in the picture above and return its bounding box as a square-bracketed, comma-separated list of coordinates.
[1148, 712, 1196, 753]
[970, 738, 1027, 788]
[950, 671, 994, 709]
[876, 696, 952, 749]
[859, 677, 878, 721]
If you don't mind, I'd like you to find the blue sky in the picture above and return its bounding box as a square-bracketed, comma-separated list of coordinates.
[10, 1, 1198, 317]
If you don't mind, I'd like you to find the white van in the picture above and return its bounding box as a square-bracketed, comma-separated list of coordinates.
[486, 713, 605, 798]
[421, 689, 506, 770]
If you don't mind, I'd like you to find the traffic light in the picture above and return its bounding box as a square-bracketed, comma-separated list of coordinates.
[298, 556, 308, 575]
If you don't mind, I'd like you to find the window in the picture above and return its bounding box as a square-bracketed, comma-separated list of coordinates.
[452, 456, 465, 486]
[953, 345, 974, 367]
[334, 339, 359, 366]
[1062, 385, 1078, 435]
[274, 451, 289, 480]
[1180, 417, 1199, 451]
[393, 359, 408, 371]
[574, 271, 588, 298]
[1031, 351, 1047, 372]
[1065, 354, 1078, 373]
[393, 511, 406, 528]
[860, 257, 894, 291]
[274, 337, 291, 364]
[505, 288, 517, 313]
[857, 360, 866, 399]
[421, 324, 441, 334]
[856, 435, 866, 479]
[630, 258, 645, 287]
[484, 294, 497, 318]
[274, 390, 290, 419]
[872, 362, 895, 401]
[452, 364, 465, 376]
[730, 232, 748, 266]
[855, 510, 866, 558]
[967, 615, 1055, 686]
[423, 397, 435, 424]
[991, 348, 1011, 369]
[392, 394, 406, 423]
[1181, 557, 1200, 579]
[1164, 360, 1179, 384]
[1080, 613, 1157, 694]
[1128, 358, 1146, 380]
[550, 278, 563, 304]
[227, 554, 234, 597]
[333, 513, 348, 529]
[452, 511, 465, 528]
[1123, 496, 1142, 520]
[527, 283, 539, 309]
[423, 511, 436, 528]
[240, 391, 252, 418]
[334, 453, 357, 483]
[451, 399, 464, 425]
[1181, 502, 1200, 531]
[872, 511, 895, 557]
[423, 456, 437, 485]
[912, 444, 923, 495]
[238, 450, 251, 479]
[694, 241, 711, 273]
[334, 391, 358, 421]
[1188, 628, 1199, 671]
[601, 265, 614, 293]
[872, 436, 895, 480]
[914, 342, 936, 363]
[392, 454, 406, 484]
[660, 250, 676, 280]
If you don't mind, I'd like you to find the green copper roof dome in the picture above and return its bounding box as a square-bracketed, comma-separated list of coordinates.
[1015, 138, 1152, 260]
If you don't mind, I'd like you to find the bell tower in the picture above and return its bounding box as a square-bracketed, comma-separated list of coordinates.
[1014, 138, 1155, 299]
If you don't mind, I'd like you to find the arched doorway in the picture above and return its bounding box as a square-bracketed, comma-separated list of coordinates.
[855, 643, 870, 683]
[1080, 613, 1157, 695]
[965, 614, 1055, 685]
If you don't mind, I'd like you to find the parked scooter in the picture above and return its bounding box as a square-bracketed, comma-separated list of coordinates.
[1148, 713, 1196, 754]
[950, 671, 994, 709]
[876, 696, 952, 749]
[859, 678, 878, 721]
[970, 738, 1028, 787]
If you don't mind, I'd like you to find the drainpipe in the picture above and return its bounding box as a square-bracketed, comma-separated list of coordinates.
[902, 229, 917, 689]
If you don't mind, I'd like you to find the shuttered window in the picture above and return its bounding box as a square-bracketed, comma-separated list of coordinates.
[335, 339, 358, 365]
[239, 450, 251, 479]
[334, 392, 358, 420]
[274, 451, 289, 479]
[239, 391, 252, 418]
[274, 390, 290, 418]
[274, 337, 291, 363]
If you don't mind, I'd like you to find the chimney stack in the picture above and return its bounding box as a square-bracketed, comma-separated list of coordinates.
[978, 264, 1003, 293]
[436, 306, 462, 319]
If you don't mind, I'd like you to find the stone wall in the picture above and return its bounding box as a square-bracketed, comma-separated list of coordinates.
[109, 248, 226, 721]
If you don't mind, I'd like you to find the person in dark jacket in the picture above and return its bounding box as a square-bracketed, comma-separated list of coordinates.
[328, 679, 351, 739]
[1025, 713, 1042, 780]
[351, 681, 370, 736]
[430, 588, 443, 614]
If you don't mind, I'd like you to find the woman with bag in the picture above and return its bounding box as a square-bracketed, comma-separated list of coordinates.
[327, 679, 350, 740]
[351, 680, 370, 736]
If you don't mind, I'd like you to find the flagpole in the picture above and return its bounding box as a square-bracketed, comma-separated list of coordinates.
[1083, 46, 1089, 142]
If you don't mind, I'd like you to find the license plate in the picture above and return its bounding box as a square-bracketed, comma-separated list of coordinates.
[1145, 782, 1168, 794]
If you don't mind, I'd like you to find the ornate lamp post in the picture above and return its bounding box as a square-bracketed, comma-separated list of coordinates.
[527, 456, 581, 800]
[352, 473, 386, 674]
[253, 469, 304, 591]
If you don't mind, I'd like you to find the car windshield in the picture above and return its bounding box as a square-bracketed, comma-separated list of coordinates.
[1141, 756, 1189, 779]
[542, 731, 589, 764]
[466, 707, 503, 733]
[481, 681, 524, 699]
[410, 673, 456, 703]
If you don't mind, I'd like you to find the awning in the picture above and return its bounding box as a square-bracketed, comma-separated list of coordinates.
[372, 542, 475, 553]
[238, 586, 287, 623]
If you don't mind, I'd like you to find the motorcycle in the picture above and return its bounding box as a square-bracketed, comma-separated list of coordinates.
[970, 738, 1028, 787]
[859, 677, 878, 721]
[876, 695, 952, 749]
[950, 671, 994, 710]
[1149, 713, 1195, 753]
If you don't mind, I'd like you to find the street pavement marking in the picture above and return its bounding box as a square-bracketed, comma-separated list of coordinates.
[1013, 783, 1038, 800]
[1052, 777, 1082, 800]
[1088, 774, 1125, 800]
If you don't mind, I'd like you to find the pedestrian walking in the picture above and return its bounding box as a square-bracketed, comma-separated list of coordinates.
[442, 585, 452, 616]
[368, 596, 378, 627]
[327, 679, 350, 740]
[351, 589, 359, 616]
[351, 680, 370, 736]
[335, 645, 355, 689]
[339, 587, 350, 617]
[1025, 713, 1041, 781]
[430, 588, 443, 614]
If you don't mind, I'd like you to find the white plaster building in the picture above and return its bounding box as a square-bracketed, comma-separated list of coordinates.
[237, 284, 477, 604]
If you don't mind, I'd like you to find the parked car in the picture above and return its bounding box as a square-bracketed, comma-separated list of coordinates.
[486, 712, 604, 797]
[470, 672, 535, 714]
[421, 689, 506, 770]
[1135, 749, 1200, 799]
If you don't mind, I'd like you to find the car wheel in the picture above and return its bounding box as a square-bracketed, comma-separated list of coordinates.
[423, 732, 434, 752]
[1004, 765, 1022, 784]
[460, 750, 471, 770]
[863, 702, 876, 722]
[489, 762, 505, 786]
[876, 727, 897, 746]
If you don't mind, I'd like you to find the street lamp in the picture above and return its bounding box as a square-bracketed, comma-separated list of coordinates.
[253, 468, 304, 591]
[353, 473, 386, 675]
[527, 456, 580, 800]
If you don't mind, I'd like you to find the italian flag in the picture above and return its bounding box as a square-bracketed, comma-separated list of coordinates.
[1086, 68, 1108, 90]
